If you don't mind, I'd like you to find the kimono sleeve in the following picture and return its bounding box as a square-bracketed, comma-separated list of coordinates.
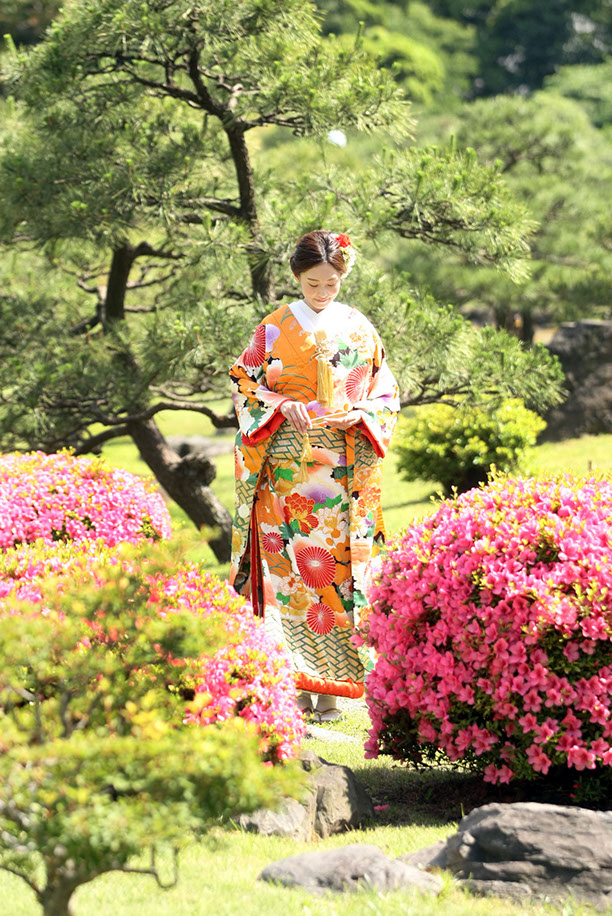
[354, 331, 400, 458]
[229, 322, 288, 445]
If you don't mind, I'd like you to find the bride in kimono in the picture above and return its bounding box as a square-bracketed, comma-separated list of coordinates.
[229, 230, 399, 720]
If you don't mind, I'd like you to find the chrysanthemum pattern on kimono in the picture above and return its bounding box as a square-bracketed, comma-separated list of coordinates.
[229, 300, 399, 698]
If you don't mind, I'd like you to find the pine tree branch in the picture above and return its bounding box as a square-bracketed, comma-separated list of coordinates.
[178, 196, 242, 218]
[135, 401, 237, 429]
[112, 64, 202, 107]
[126, 271, 177, 290]
[132, 242, 181, 261]
[187, 49, 226, 118]
[73, 426, 130, 454]
[69, 308, 102, 336]
[116, 848, 178, 889]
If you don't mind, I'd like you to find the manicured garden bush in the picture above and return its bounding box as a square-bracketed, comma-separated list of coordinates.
[394, 399, 545, 495]
[0, 453, 305, 911]
[149, 564, 307, 763]
[0, 450, 304, 758]
[0, 450, 171, 548]
[361, 474, 612, 785]
[0, 548, 301, 916]
[0, 540, 305, 762]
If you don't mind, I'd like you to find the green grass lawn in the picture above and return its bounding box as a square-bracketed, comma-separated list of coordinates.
[0, 712, 597, 915]
[3, 426, 603, 914]
[0, 828, 570, 916]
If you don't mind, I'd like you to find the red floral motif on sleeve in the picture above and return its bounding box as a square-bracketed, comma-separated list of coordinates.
[306, 602, 335, 634]
[296, 545, 336, 588]
[345, 365, 370, 403]
[243, 324, 266, 368]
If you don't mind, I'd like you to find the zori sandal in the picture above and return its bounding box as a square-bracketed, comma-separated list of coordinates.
[297, 693, 314, 719]
[316, 708, 343, 723]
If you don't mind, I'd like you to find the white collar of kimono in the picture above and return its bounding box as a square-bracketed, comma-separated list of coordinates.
[288, 299, 352, 335]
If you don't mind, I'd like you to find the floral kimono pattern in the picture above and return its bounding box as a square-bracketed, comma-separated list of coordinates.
[229, 300, 399, 697]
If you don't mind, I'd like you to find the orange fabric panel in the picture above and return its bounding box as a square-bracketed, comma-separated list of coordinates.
[296, 672, 365, 699]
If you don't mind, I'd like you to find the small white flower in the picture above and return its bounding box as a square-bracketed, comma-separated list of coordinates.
[328, 129, 347, 147]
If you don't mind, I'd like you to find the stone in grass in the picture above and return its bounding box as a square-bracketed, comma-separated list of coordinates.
[308, 751, 374, 838]
[400, 839, 448, 871]
[259, 844, 443, 896]
[459, 879, 532, 903]
[238, 751, 374, 841]
[236, 796, 315, 843]
[403, 802, 612, 909]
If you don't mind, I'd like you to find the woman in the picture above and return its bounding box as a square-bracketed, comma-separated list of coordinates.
[229, 230, 399, 720]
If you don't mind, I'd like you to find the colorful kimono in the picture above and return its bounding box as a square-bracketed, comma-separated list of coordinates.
[229, 299, 399, 698]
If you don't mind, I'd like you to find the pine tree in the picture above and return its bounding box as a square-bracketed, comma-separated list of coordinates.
[0, 0, 563, 560]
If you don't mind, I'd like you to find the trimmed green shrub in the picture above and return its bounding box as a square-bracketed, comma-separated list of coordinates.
[394, 398, 546, 495]
[0, 545, 301, 916]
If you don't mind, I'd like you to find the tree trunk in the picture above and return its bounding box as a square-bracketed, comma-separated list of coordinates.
[39, 880, 78, 916]
[519, 308, 535, 345]
[127, 417, 233, 562]
[104, 242, 135, 324]
[225, 124, 274, 302]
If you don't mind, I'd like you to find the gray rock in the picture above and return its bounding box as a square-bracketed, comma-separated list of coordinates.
[237, 796, 315, 842]
[259, 843, 443, 895]
[312, 755, 374, 838]
[298, 748, 322, 772]
[441, 802, 612, 908]
[399, 839, 448, 870]
[236, 752, 373, 841]
[458, 879, 532, 902]
[542, 319, 612, 440]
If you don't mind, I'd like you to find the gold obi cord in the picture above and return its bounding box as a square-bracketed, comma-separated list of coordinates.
[295, 433, 313, 483]
[314, 329, 334, 409]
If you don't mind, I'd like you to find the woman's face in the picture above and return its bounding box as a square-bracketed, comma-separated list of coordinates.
[295, 262, 342, 312]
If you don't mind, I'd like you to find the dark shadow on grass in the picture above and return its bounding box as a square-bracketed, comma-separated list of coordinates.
[384, 494, 440, 511]
[351, 762, 612, 829]
[353, 764, 495, 828]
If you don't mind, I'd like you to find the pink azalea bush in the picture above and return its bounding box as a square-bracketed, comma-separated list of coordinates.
[0, 539, 115, 605]
[0, 450, 172, 548]
[361, 474, 612, 785]
[0, 541, 305, 762]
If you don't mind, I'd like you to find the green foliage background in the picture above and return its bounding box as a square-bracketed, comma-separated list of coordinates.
[395, 398, 546, 495]
[0, 0, 609, 546]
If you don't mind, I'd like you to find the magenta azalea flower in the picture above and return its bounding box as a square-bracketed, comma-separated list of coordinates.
[0, 451, 171, 548]
[362, 474, 612, 784]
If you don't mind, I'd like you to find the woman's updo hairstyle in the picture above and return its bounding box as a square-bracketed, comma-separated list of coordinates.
[289, 230, 347, 277]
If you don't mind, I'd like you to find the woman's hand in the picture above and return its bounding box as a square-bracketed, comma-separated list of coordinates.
[280, 400, 312, 434]
[326, 410, 362, 431]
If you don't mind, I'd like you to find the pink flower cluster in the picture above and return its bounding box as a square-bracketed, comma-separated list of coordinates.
[0, 451, 171, 548]
[0, 539, 114, 606]
[0, 542, 305, 762]
[151, 567, 306, 762]
[362, 475, 612, 784]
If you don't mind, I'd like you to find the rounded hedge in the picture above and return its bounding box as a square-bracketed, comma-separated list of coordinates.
[0, 541, 305, 762]
[0, 450, 171, 548]
[395, 399, 545, 496]
[361, 474, 612, 784]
